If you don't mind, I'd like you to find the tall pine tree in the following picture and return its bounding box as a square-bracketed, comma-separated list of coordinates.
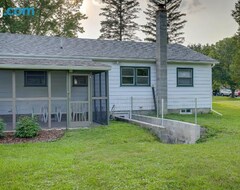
[0, 0, 87, 37]
[142, 0, 186, 43]
[232, 0, 240, 36]
[99, 0, 141, 41]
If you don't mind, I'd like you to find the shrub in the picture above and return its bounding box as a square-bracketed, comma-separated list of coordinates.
[15, 116, 40, 138]
[0, 119, 5, 138]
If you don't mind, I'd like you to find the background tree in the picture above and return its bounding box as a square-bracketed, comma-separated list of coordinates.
[214, 37, 240, 97]
[142, 0, 186, 43]
[230, 48, 240, 84]
[188, 43, 215, 56]
[99, 0, 141, 41]
[189, 37, 240, 98]
[188, 43, 221, 93]
[0, 0, 87, 37]
[229, 0, 240, 96]
[232, 0, 240, 36]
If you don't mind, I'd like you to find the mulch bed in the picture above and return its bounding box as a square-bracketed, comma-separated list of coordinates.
[0, 129, 65, 144]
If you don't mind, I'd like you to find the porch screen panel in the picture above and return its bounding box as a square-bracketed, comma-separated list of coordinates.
[0, 71, 13, 130]
[100, 72, 106, 97]
[92, 72, 108, 125]
[51, 71, 67, 129]
[0, 71, 12, 98]
[51, 71, 67, 98]
[16, 100, 49, 129]
[0, 101, 13, 131]
[16, 71, 48, 98]
[92, 99, 107, 125]
[51, 100, 67, 129]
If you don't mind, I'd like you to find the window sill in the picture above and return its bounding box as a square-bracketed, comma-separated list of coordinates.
[176, 85, 194, 87]
[120, 85, 151, 87]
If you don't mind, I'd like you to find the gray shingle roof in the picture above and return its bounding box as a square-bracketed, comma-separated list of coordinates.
[0, 33, 218, 64]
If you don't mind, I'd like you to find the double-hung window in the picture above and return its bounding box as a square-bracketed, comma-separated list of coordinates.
[177, 68, 193, 87]
[121, 67, 135, 86]
[121, 67, 150, 86]
[24, 71, 47, 87]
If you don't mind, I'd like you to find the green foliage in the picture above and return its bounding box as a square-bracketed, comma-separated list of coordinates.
[189, 37, 240, 97]
[15, 116, 40, 138]
[0, 119, 5, 138]
[212, 80, 221, 91]
[99, 0, 141, 41]
[230, 0, 240, 86]
[232, 0, 240, 36]
[214, 37, 240, 96]
[188, 43, 215, 57]
[0, 0, 87, 37]
[231, 47, 240, 83]
[142, 0, 186, 43]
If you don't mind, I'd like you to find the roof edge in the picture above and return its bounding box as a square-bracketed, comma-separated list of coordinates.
[0, 63, 111, 71]
[168, 60, 219, 64]
[0, 54, 219, 64]
[0, 54, 156, 63]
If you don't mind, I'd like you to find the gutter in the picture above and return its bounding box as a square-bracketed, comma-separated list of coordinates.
[211, 109, 223, 116]
[211, 63, 216, 68]
[168, 60, 219, 65]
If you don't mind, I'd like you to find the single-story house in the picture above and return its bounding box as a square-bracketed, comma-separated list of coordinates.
[0, 8, 218, 130]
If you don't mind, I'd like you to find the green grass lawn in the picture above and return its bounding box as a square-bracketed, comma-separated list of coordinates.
[213, 96, 240, 102]
[1, 97, 240, 190]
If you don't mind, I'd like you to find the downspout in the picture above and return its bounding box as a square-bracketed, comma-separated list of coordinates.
[211, 63, 222, 116]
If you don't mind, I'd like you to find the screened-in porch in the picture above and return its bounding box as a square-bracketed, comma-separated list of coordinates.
[0, 69, 109, 131]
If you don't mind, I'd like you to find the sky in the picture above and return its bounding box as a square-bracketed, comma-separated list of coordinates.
[79, 0, 239, 46]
